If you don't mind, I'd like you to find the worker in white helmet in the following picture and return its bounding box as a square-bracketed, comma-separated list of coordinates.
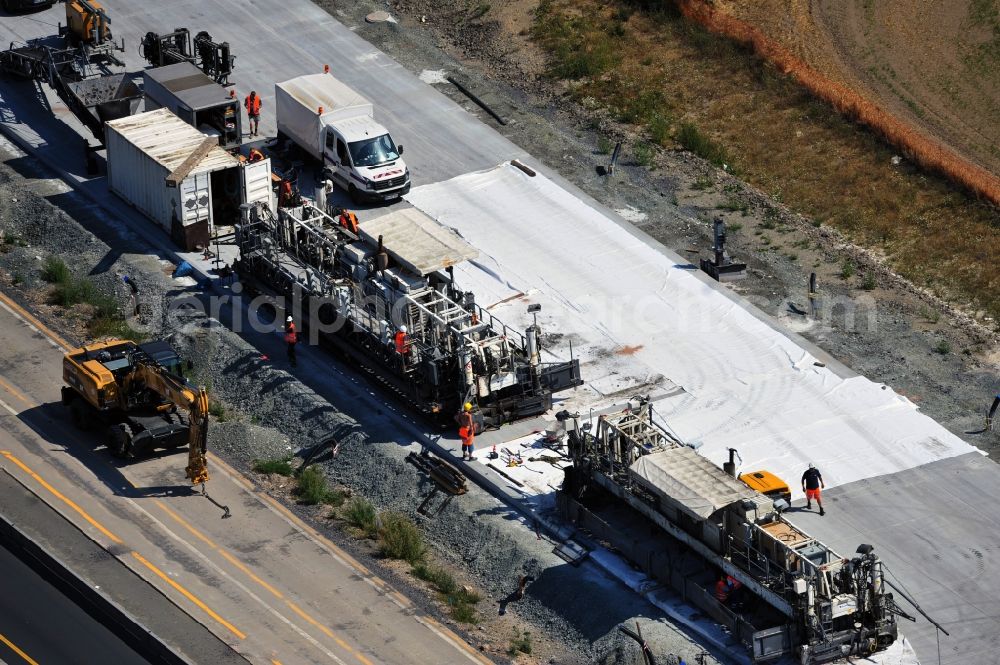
[284, 315, 298, 368]
[457, 401, 475, 461]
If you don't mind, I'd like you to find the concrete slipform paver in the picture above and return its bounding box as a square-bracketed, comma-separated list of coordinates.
[0, 293, 489, 665]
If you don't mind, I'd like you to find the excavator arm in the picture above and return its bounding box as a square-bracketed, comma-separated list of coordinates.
[125, 361, 210, 484]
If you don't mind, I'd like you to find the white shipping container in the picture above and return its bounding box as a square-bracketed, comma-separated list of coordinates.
[105, 108, 243, 251]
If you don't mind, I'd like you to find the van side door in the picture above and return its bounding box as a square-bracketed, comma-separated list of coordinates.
[334, 135, 352, 186]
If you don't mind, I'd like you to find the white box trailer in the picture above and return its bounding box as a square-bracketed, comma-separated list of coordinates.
[275, 73, 410, 203]
[105, 108, 273, 251]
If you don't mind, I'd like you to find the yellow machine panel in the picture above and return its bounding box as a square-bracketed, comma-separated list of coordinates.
[739, 470, 792, 504]
[65, 0, 111, 45]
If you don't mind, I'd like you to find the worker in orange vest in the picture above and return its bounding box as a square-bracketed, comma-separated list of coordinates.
[339, 209, 359, 234]
[244, 90, 262, 137]
[247, 147, 265, 163]
[394, 325, 410, 367]
[279, 179, 294, 207]
[457, 402, 475, 461]
[284, 316, 298, 367]
[714, 575, 732, 604]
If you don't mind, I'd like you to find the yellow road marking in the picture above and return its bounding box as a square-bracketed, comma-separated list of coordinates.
[271, 660, 284, 665]
[0, 290, 71, 351]
[131, 551, 246, 640]
[0, 450, 123, 545]
[0, 290, 486, 663]
[0, 632, 39, 665]
[259, 493, 489, 664]
[0, 375, 31, 405]
[0, 451, 243, 643]
[284, 600, 374, 665]
[154, 499, 285, 600]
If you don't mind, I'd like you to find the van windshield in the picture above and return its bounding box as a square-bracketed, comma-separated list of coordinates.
[348, 135, 400, 167]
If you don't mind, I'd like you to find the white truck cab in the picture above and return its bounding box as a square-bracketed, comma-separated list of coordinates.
[276, 73, 410, 204]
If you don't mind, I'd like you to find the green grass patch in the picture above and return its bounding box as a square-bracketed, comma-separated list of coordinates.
[840, 260, 856, 280]
[296, 465, 345, 506]
[861, 273, 877, 290]
[508, 629, 533, 656]
[634, 141, 655, 167]
[344, 497, 377, 537]
[719, 197, 748, 213]
[208, 399, 227, 421]
[412, 562, 481, 623]
[377, 511, 425, 564]
[691, 175, 714, 191]
[596, 135, 613, 154]
[468, 2, 490, 20]
[252, 456, 294, 477]
[935, 339, 952, 355]
[677, 122, 729, 167]
[41, 256, 70, 284]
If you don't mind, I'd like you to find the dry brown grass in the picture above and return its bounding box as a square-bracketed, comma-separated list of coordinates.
[533, 0, 1000, 321]
[675, 0, 1000, 205]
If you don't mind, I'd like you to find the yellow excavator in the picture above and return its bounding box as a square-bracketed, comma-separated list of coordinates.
[61, 339, 209, 484]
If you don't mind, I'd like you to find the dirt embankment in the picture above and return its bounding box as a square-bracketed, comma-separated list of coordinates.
[714, 0, 1000, 199]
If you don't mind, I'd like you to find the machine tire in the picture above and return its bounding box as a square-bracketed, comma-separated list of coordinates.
[69, 400, 90, 431]
[348, 184, 362, 204]
[108, 422, 134, 459]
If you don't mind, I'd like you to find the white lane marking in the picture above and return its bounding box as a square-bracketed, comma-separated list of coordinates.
[0, 398, 18, 416]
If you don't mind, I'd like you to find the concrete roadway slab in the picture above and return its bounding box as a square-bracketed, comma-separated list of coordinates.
[0, 296, 488, 665]
[786, 454, 1000, 664]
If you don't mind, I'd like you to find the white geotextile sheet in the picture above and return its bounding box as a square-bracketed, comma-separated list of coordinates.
[406, 163, 975, 499]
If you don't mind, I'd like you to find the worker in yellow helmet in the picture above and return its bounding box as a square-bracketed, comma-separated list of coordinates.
[457, 402, 475, 461]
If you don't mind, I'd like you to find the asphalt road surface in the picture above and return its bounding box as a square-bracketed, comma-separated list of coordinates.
[0, 542, 147, 665]
[0, 292, 487, 665]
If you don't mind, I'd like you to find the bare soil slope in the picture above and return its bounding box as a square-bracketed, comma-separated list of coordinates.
[719, 0, 1000, 177]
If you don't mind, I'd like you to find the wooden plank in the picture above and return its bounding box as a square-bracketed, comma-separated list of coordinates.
[165, 137, 218, 188]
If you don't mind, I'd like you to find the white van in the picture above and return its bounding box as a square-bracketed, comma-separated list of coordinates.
[275, 73, 410, 203]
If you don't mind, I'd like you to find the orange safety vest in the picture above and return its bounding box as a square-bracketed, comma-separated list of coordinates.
[394, 331, 408, 354]
[714, 578, 730, 603]
[244, 93, 261, 115]
[339, 210, 359, 234]
[284, 329, 297, 344]
[248, 148, 265, 163]
[458, 411, 474, 443]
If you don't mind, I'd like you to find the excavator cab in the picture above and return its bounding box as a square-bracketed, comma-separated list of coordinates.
[62, 339, 209, 485]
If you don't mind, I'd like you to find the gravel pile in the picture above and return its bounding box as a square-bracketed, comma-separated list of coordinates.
[0, 160, 181, 344]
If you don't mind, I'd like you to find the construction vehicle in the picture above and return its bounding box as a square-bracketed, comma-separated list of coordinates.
[61, 339, 210, 484]
[235, 201, 582, 427]
[275, 72, 410, 203]
[140, 28, 234, 85]
[559, 399, 907, 663]
[1, 0, 135, 149]
[61, 0, 113, 47]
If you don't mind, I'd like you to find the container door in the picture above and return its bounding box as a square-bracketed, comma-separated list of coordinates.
[179, 173, 211, 227]
[241, 157, 274, 211]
